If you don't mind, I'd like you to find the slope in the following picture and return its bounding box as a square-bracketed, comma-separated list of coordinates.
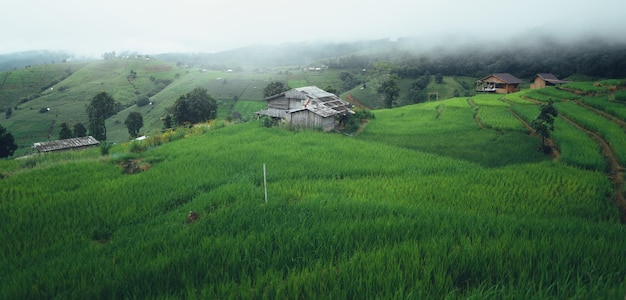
[1, 100, 624, 298]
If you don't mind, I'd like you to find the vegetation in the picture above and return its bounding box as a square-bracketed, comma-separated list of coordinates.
[1, 107, 624, 298]
[2, 44, 626, 298]
[124, 112, 143, 139]
[263, 81, 287, 98]
[377, 79, 400, 108]
[171, 88, 217, 126]
[530, 100, 558, 152]
[87, 92, 116, 141]
[58, 122, 72, 139]
[0, 124, 17, 158]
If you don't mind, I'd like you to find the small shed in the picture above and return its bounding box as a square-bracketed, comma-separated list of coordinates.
[33, 136, 100, 153]
[530, 73, 568, 89]
[257, 86, 354, 131]
[476, 73, 522, 94]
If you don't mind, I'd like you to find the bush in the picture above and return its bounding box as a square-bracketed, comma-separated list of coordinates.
[261, 116, 278, 128]
[136, 97, 150, 107]
[99, 142, 112, 156]
[615, 90, 626, 102]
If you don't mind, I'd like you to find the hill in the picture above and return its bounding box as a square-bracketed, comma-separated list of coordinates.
[1, 89, 625, 298]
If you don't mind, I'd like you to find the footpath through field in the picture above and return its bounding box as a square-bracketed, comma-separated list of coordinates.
[520, 95, 626, 222]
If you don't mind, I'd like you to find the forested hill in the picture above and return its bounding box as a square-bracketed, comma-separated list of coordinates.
[2, 36, 625, 79]
[321, 36, 626, 80]
[154, 36, 626, 80]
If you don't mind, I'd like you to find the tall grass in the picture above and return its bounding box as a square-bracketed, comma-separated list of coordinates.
[556, 102, 626, 165]
[1, 104, 624, 298]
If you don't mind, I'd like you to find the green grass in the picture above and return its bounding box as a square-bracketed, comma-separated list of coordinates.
[524, 87, 580, 102]
[555, 102, 626, 165]
[561, 82, 607, 94]
[580, 96, 626, 121]
[1, 117, 624, 298]
[358, 98, 547, 167]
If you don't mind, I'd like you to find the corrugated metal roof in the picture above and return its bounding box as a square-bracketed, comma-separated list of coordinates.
[289, 104, 337, 118]
[33, 136, 99, 152]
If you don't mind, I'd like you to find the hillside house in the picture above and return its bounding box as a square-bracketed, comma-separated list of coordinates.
[476, 73, 522, 94]
[256, 86, 355, 131]
[32, 136, 99, 153]
[530, 73, 568, 89]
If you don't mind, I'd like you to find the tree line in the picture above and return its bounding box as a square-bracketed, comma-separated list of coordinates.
[326, 38, 626, 80]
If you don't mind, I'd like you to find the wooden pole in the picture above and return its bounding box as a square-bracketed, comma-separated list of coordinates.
[263, 163, 268, 203]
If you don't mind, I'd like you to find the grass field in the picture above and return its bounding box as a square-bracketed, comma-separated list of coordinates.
[2, 61, 626, 297]
[1, 105, 625, 298]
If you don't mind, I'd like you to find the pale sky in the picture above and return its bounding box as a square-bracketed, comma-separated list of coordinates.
[1, 0, 624, 57]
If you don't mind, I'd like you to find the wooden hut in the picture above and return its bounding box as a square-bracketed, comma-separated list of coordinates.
[476, 73, 522, 94]
[257, 86, 354, 131]
[530, 73, 568, 89]
[33, 136, 99, 153]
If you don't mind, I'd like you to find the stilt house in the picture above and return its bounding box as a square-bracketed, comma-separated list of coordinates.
[476, 73, 522, 94]
[530, 73, 568, 89]
[256, 86, 355, 131]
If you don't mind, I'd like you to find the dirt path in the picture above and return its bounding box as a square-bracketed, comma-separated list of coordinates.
[574, 100, 626, 128]
[345, 94, 370, 110]
[559, 114, 626, 222]
[508, 108, 561, 159]
[467, 99, 485, 129]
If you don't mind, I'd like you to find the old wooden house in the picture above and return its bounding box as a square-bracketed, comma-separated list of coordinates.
[530, 73, 568, 89]
[32, 136, 99, 153]
[256, 86, 354, 131]
[476, 73, 522, 94]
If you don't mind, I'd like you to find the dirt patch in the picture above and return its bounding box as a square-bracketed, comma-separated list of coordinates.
[118, 158, 151, 174]
[185, 211, 200, 223]
[145, 65, 172, 72]
[346, 93, 370, 109]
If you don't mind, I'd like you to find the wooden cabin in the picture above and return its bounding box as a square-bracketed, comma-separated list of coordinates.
[256, 86, 354, 131]
[530, 73, 568, 89]
[476, 73, 522, 94]
[32, 136, 99, 153]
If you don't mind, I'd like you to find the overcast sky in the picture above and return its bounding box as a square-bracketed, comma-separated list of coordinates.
[2, 0, 624, 57]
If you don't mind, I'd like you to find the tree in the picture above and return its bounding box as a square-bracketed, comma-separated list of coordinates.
[531, 99, 558, 153]
[162, 114, 173, 130]
[124, 112, 144, 138]
[263, 81, 287, 98]
[58, 122, 73, 139]
[73, 123, 87, 137]
[377, 79, 400, 109]
[173, 88, 217, 126]
[0, 124, 17, 158]
[87, 92, 115, 141]
[435, 73, 444, 84]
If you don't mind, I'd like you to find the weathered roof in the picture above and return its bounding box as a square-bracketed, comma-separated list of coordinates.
[264, 86, 355, 117]
[535, 73, 568, 84]
[289, 103, 338, 118]
[33, 136, 99, 152]
[480, 73, 523, 84]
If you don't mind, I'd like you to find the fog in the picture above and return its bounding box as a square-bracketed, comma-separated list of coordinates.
[1, 0, 625, 57]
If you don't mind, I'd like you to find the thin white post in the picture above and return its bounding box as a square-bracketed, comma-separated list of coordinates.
[263, 163, 268, 203]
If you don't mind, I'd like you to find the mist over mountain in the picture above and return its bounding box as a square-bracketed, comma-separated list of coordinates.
[0, 50, 74, 71]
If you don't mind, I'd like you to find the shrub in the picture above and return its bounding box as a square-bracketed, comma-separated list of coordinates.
[136, 97, 150, 107]
[99, 142, 112, 156]
[261, 116, 278, 128]
[615, 90, 626, 102]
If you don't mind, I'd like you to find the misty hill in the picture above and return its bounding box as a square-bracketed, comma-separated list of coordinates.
[2, 36, 626, 156]
[0, 50, 75, 71]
